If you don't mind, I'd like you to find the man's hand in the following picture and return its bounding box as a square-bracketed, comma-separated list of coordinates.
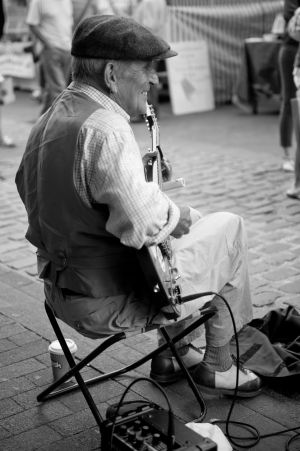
[171, 206, 192, 238]
[142, 152, 172, 182]
[293, 67, 300, 92]
[161, 157, 172, 182]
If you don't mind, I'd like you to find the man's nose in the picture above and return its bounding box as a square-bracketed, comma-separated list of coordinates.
[149, 71, 159, 85]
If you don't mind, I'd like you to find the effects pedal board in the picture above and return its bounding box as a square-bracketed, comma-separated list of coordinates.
[102, 401, 217, 451]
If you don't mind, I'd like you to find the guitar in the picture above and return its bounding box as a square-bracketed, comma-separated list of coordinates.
[137, 104, 182, 320]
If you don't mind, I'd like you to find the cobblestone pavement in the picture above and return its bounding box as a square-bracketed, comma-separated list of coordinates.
[0, 93, 299, 450]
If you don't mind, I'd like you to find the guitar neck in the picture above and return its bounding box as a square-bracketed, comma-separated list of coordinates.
[146, 103, 162, 187]
[140, 104, 182, 319]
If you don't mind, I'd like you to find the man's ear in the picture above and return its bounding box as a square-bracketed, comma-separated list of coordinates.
[104, 61, 118, 94]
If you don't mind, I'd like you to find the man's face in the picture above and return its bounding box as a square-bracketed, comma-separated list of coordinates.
[113, 61, 158, 116]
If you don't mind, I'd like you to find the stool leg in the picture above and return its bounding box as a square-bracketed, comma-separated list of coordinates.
[44, 302, 104, 426]
[160, 327, 207, 421]
[39, 302, 215, 424]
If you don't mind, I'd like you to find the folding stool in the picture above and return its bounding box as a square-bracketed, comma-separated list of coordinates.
[37, 299, 216, 437]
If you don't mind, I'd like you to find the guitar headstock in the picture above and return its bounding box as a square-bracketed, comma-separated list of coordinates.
[144, 103, 159, 135]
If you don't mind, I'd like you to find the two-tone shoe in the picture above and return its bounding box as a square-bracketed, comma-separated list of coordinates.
[192, 361, 262, 398]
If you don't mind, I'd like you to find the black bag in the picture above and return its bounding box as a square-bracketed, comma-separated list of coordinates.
[230, 306, 300, 378]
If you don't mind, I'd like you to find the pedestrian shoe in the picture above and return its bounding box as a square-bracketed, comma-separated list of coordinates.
[0, 136, 15, 148]
[150, 344, 204, 385]
[286, 186, 300, 200]
[192, 361, 262, 398]
[282, 159, 295, 172]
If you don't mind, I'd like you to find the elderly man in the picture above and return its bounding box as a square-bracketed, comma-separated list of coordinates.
[16, 15, 261, 397]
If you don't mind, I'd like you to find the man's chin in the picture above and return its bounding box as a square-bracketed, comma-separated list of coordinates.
[139, 105, 148, 116]
[129, 102, 148, 119]
[140, 98, 149, 115]
[133, 109, 147, 118]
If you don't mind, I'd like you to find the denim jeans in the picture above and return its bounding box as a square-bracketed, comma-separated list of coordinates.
[40, 46, 71, 114]
[278, 44, 298, 148]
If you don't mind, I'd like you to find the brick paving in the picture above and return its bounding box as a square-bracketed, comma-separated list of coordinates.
[0, 93, 300, 450]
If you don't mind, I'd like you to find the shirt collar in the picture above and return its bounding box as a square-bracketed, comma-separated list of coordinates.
[69, 81, 130, 122]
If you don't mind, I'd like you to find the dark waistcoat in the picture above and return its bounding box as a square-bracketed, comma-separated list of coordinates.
[16, 88, 141, 297]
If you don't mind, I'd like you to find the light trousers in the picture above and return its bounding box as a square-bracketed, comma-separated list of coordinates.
[157, 209, 253, 348]
[45, 210, 253, 348]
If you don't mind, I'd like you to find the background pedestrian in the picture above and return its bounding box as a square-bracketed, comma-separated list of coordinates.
[278, 0, 300, 172]
[26, 0, 73, 115]
[287, 56, 300, 199]
[0, 0, 15, 147]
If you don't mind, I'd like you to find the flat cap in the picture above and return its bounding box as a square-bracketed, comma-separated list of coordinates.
[71, 15, 177, 61]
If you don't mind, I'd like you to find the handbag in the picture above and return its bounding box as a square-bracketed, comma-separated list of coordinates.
[287, 7, 300, 41]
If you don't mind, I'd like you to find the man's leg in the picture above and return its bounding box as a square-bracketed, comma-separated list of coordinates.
[40, 48, 69, 114]
[151, 210, 261, 396]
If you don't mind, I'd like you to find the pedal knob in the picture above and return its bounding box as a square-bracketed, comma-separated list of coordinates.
[133, 420, 142, 431]
[136, 436, 145, 450]
[152, 433, 161, 446]
[127, 430, 136, 443]
[141, 425, 150, 437]
[118, 425, 128, 437]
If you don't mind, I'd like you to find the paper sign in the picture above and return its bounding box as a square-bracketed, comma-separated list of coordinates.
[0, 43, 35, 79]
[166, 41, 215, 115]
[0, 53, 35, 79]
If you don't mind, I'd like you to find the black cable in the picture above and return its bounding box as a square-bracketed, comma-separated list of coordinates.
[104, 290, 300, 450]
[286, 432, 300, 450]
[108, 376, 175, 451]
[204, 291, 300, 450]
[199, 291, 260, 448]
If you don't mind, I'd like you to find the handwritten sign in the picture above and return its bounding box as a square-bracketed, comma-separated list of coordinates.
[166, 41, 215, 115]
[0, 43, 35, 79]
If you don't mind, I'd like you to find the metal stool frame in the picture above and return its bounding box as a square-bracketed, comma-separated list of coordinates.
[37, 300, 215, 431]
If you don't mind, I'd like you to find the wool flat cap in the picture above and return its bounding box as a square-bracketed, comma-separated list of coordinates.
[71, 15, 177, 61]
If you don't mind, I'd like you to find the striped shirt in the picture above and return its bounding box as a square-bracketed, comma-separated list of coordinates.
[71, 81, 180, 250]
